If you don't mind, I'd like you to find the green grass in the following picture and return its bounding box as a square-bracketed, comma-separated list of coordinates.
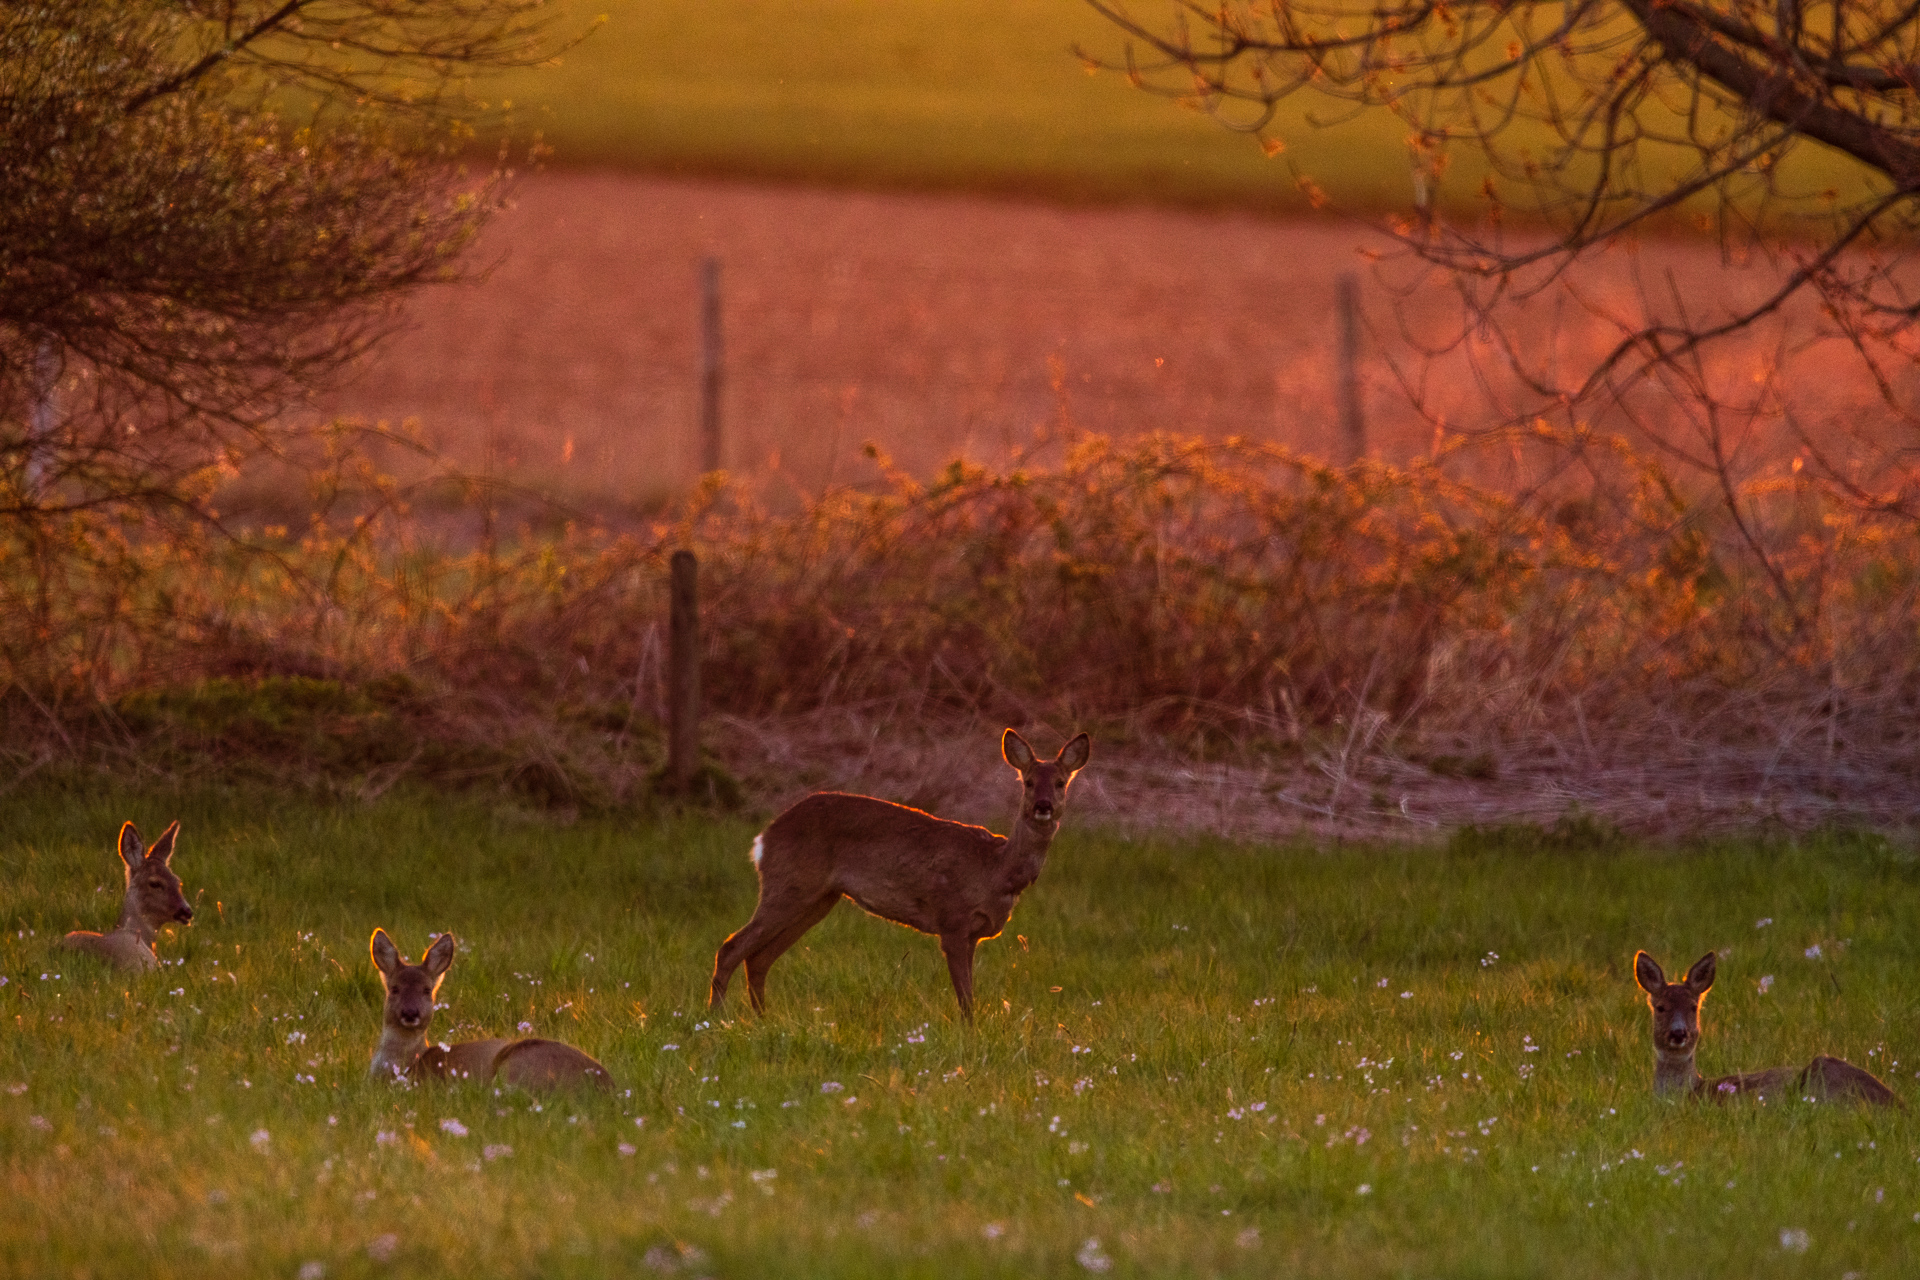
[4, 782, 1919, 1277]
[488, 0, 1877, 220]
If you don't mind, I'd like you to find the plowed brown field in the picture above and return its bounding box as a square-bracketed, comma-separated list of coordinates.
[316, 171, 1902, 508]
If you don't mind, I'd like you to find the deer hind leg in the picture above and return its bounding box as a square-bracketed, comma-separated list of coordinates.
[743, 894, 838, 1013]
[940, 934, 979, 1022]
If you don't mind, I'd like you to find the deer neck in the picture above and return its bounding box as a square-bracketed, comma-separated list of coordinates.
[1653, 1046, 1702, 1096]
[370, 1024, 428, 1080]
[1003, 813, 1058, 883]
[114, 885, 156, 945]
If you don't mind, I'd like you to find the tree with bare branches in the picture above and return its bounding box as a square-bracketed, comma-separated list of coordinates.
[0, 1, 573, 529]
[1086, 0, 1920, 502]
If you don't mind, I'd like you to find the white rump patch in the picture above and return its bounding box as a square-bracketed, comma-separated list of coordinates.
[749, 834, 764, 867]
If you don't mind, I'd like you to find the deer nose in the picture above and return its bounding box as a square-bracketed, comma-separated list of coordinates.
[1032, 801, 1054, 821]
[1665, 1026, 1689, 1047]
[398, 1010, 423, 1028]
[175, 905, 194, 922]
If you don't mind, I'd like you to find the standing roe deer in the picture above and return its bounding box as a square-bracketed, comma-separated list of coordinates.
[59, 820, 194, 972]
[1634, 951, 1900, 1105]
[709, 728, 1092, 1020]
[368, 929, 613, 1092]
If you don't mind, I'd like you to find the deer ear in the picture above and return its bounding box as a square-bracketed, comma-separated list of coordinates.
[146, 821, 180, 866]
[1633, 951, 1665, 993]
[117, 822, 145, 873]
[1057, 733, 1091, 774]
[1002, 729, 1037, 771]
[370, 929, 401, 979]
[423, 932, 457, 979]
[1684, 951, 1716, 994]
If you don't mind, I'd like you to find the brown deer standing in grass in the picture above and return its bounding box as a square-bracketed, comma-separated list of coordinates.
[59, 821, 193, 972]
[709, 728, 1092, 1020]
[368, 930, 613, 1092]
[1634, 951, 1901, 1106]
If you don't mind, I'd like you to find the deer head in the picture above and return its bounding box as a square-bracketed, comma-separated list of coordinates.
[117, 820, 192, 937]
[369, 930, 455, 1075]
[1004, 728, 1091, 829]
[1635, 950, 1715, 1093]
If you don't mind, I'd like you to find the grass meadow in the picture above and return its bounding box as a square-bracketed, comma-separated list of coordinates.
[4, 782, 1918, 1277]
[501, 0, 1392, 209]
[482, 0, 1876, 219]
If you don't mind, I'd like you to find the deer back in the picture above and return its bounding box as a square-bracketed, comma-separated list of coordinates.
[59, 928, 160, 972]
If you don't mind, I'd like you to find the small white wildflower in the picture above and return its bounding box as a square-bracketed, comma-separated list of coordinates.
[439, 1119, 468, 1137]
[1236, 1227, 1261, 1249]
[483, 1143, 513, 1161]
[1356, 1183, 1373, 1195]
[1075, 1237, 1113, 1273]
[617, 1142, 636, 1157]
[249, 1129, 271, 1151]
[1805, 944, 1822, 959]
[375, 1130, 398, 1146]
[298, 1263, 326, 1280]
[1758, 975, 1774, 994]
[366, 1233, 400, 1263]
[1755, 918, 1772, 929]
[660, 1044, 679, 1051]
[982, 1222, 1007, 1240]
[1779, 1228, 1810, 1253]
[821, 1081, 844, 1093]
[517, 1021, 534, 1033]
[1376, 978, 1389, 988]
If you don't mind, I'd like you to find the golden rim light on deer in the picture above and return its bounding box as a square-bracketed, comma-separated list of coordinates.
[58, 820, 193, 972]
[710, 727, 1092, 1020]
[1633, 950, 1900, 1106]
[368, 929, 614, 1093]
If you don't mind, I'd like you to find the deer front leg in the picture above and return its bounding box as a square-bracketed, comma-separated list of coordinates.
[940, 934, 978, 1022]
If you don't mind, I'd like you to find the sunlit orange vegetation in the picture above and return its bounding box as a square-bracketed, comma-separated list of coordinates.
[4, 423, 1917, 791]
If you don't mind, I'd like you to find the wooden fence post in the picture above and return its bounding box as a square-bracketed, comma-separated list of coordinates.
[1336, 272, 1366, 465]
[700, 257, 723, 474]
[668, 549, 700, 791]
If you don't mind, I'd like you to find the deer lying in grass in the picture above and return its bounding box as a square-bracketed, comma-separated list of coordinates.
[59, 821, 193, 972]
[368, 930, 613, 1092]
[1634, 951, 1900, 1105]
[710, 728, 1092, 1020]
